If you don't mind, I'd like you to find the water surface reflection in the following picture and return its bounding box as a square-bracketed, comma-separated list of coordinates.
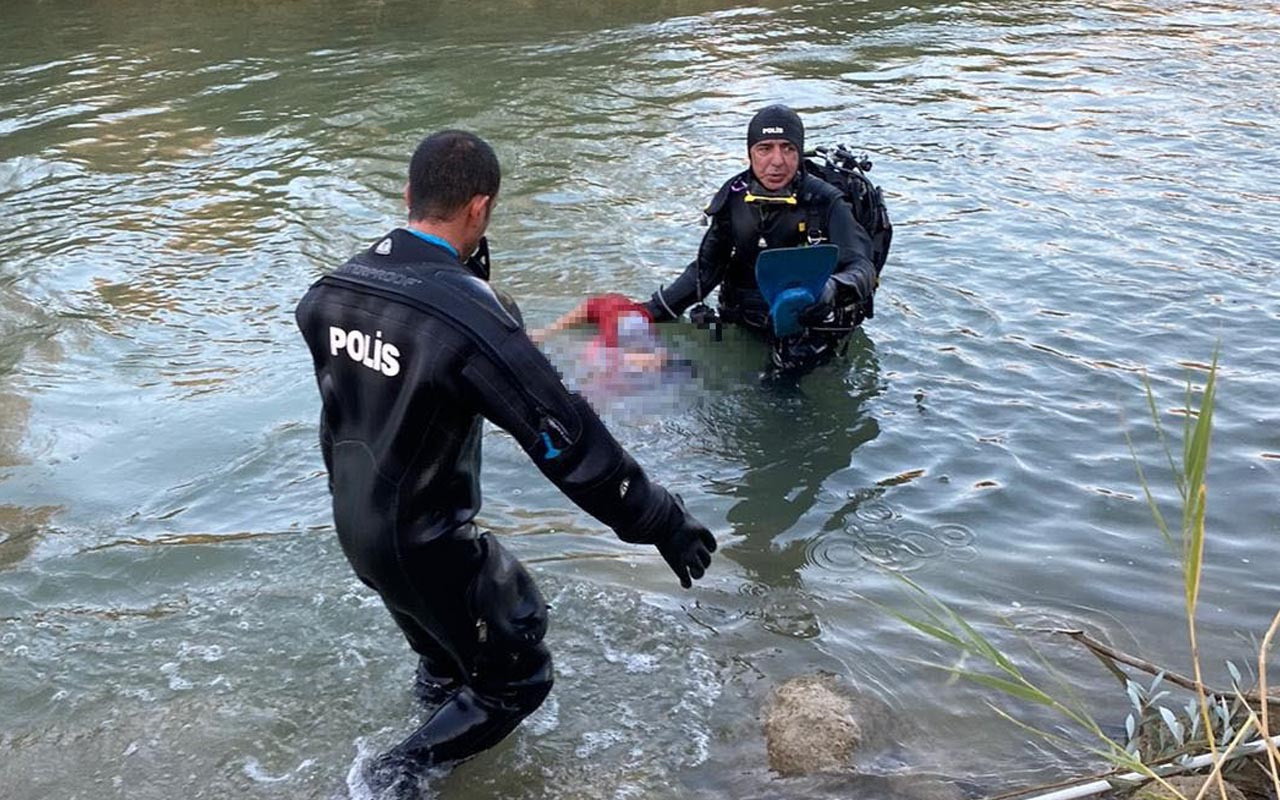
[2, 0, 1279, 797]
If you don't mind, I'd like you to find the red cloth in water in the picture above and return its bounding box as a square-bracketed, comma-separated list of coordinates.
[584, 293, 653, 348]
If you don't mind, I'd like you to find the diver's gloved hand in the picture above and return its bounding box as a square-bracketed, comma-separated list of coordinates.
[798, 279, 838, 326]
[655, 495, 716, 589]
[644, 292, 677, 323]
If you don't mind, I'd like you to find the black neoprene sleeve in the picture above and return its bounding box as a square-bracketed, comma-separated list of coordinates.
[458, 328, 681, 545]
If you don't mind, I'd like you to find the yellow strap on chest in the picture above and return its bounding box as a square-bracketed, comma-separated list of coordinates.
[743, 192, 797, 205]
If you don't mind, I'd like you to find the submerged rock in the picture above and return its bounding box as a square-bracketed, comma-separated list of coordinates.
[763, 673, 861, 776]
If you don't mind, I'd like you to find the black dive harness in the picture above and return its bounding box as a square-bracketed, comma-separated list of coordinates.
[677, 169, 853, 339]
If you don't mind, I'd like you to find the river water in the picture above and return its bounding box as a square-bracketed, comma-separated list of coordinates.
[2, 0, 1278, 798]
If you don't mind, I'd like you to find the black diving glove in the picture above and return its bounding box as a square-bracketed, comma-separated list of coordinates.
[655, 495, 717, 589]
[798, 279, 838, 326]
[644, 293, 678, 323]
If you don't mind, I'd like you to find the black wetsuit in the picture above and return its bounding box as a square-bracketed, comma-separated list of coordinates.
[295, 228, 695, 774]
[646, 168, 878, 372]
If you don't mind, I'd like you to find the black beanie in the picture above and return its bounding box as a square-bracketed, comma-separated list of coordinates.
[746, 104, 804, 153]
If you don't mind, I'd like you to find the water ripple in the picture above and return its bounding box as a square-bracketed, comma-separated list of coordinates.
[807, 522, 980, 576]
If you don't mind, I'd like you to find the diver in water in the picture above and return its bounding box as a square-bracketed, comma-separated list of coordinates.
[295, 130, 716, 794]
[639, 104, 886, 376]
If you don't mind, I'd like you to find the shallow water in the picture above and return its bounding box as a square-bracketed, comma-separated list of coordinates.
[2, 0, 1279, 797]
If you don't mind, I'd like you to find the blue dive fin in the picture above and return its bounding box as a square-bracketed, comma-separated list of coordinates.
[754, 244, 838, 338]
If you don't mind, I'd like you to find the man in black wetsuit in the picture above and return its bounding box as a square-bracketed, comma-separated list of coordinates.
[641, 104, 882, 375]
[295, 130, 716, 791]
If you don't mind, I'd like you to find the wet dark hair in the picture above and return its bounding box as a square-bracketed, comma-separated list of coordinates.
[407, 130, 501, 221]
